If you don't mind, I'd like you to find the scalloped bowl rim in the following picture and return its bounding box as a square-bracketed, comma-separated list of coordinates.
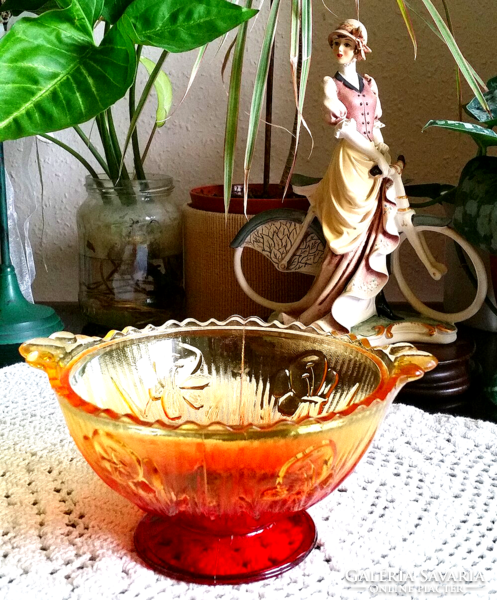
[56, 317, 411, 436]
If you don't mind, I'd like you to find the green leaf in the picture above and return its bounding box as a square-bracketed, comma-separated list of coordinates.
[224, 1, 252, 213]
[122, 0, 257, 53]
[405, 0, 487, 94]
[0, 0, 136, 142]
[465, 77, 497, 123]
[1, 0, 61, 14]
[452, 157, 497, 255]
[221, 36, 237, 83]
[170, 44, 207, 118]
[289, 0, 300, 102]
[139, 56, 172, 127]
[404, 183, 455, 200]
[424, 120, 497, 150]
[243, 0, 282, 205]
[282, 0, 312, 197]
[101, 0, 133, 23]
[182, 44, 207, 100]
[418, 0, 489, 113]
[488, 76, 497, 92]
[396, 0, 417, 58]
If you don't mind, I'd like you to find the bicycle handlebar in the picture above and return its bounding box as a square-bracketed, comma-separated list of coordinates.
[369, 155, 406, 179]
[369, 165, 383, 177]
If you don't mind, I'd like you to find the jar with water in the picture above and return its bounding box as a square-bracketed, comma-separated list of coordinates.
[77, 176, 184, 329]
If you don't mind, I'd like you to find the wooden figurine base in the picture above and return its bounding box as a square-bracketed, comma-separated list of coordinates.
[398, 332, 476, 412]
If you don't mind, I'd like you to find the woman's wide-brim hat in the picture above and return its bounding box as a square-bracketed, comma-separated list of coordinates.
[328, 19, 371, 61]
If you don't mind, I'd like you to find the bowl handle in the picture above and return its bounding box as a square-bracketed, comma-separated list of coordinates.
[19, 331, 103, 388]
[376, 342, 438, 386]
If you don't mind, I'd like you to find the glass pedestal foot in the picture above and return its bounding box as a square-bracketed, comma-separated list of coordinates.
[134, 511, 317, 585]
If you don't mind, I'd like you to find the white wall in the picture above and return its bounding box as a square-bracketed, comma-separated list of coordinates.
[4, 0, 497, 303]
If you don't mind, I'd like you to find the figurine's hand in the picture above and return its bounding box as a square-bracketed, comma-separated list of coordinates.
[375, 154, 391, 177]
[376, 142, 390, 155]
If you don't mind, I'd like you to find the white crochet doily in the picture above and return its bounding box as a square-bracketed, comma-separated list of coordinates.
[1, 362, 496, 600]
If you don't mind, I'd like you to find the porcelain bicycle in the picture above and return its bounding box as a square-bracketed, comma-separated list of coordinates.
[231, 159, 487, 331]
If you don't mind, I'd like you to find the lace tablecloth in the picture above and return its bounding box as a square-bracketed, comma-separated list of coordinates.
[1, 363, 496, 600]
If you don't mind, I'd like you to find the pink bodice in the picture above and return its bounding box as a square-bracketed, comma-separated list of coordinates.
[326, 73, 380, 141]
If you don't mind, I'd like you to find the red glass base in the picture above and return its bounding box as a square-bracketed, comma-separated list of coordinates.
[134, 511, 317, 585]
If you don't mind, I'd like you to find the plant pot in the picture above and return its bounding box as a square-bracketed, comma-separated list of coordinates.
[189, 183, 310, 214]
[185, 184, 311, 321]
[77, 176, 185, 330]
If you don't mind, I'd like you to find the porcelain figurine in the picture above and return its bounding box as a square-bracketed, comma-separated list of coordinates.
[285, 19, 400, 333]
[231, 19, 487, 346]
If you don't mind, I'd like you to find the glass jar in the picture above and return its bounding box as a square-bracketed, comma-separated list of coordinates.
[77, 176, 185, 329]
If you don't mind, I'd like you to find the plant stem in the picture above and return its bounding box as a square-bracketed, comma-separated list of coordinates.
[441, 0, 463, 121]
[130, 45, 146, 180]
[97, 22, 126, 183]
[482, 118, 497, 129]
[95, 115, 136, 205]
[73, 125, 111, 177]
[263, 45, 275, 196]
[408, 197, 445, 208]
[440, 187, 457, 205]
[96, 113, 120, 182]
[263, 0, 275, 196]
[141, 123, 157, 165]
[106, 108, 130, 180]
[122, 50, 169, 172]
[38, 134, 100, 179]
[280, 25, 302, 186]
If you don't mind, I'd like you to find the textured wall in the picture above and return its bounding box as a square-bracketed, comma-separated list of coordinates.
[4, 1, 497, 303]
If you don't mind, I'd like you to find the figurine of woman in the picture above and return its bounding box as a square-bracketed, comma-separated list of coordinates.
[284, 19, 399, 332]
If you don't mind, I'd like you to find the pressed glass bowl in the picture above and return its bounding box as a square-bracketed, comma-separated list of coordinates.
[20, 317, 436, 585]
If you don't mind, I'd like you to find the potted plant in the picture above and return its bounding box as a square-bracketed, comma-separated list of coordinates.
[191, 0, 489, 213]
[184, 0, 491, 322]
[0, 0, 257, 329]
[405, 75, 497, 328]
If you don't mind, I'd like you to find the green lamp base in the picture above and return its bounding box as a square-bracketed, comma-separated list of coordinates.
[0, 265, 63, 345]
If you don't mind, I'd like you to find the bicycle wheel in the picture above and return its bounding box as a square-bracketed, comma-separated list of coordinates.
[391, 225, 487, 323]
[231, 209, 326, 312]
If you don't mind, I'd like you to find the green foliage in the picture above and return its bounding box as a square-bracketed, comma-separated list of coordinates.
[424, 120, 497, 153]
[221, 0, 488, 212]
[0, 1, 135, 142]
[0, 0, 256, 143]
[465, 77, 497, 123]
[2, 0, 490, 213]
[101, 0, 133, 23]
[122, 0, 257, 53]
[223, 0, 252, 213]
[242, 0, 282, 207]
[424, 76, 497, 155]
[422, 79, 497, 261]
[1, 0, 61, 15]
[139, 58, 173, 127]
[452, 157, 497, 255]
[0, 0, 257, 183]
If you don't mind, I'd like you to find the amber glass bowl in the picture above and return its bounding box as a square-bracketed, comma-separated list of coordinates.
[20, 317, 436, 585]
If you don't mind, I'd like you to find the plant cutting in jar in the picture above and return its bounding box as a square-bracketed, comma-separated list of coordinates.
[0, 0, 257, 328]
